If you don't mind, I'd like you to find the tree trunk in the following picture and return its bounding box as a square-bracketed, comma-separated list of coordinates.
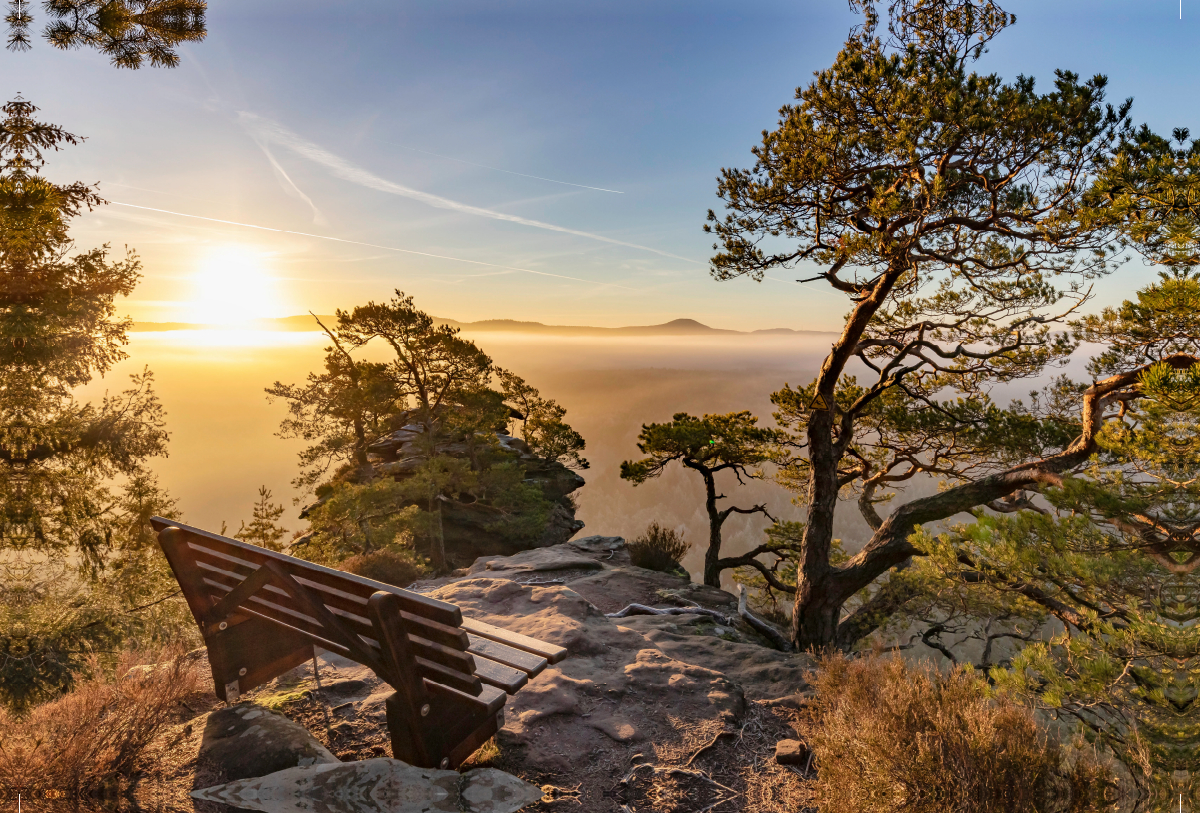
[700, 469, 724, 588]
[790, 262, 907, 650]
[428, 492, 448, 573]
[359, 518, 373, 554]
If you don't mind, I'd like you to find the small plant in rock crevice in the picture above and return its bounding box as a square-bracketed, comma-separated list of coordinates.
[627, 522, 690, 573]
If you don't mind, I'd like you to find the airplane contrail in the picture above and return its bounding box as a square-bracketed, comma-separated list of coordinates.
[238, 112, 698, 264]
[108, 201, 642, 291]
[382, 141, 624, 194]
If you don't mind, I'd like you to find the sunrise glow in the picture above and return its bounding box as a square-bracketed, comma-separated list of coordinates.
[184, 246, 282, 326]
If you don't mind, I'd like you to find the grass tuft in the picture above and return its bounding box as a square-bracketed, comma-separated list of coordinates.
[627, 522, 689, 573]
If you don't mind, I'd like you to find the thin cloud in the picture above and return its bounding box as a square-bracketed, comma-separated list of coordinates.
[108, 201, 642, 291]
[238, 112, 698, 264]
[251, 135, 328, 226]
[382, 141, 624, 194]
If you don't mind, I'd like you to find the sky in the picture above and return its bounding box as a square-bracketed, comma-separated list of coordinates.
[9, 0, 1200, 331]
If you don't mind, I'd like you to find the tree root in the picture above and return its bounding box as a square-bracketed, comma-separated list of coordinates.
[615, 763, 738, 813]
[685, 731, 736, 766]
[737, 585, 793, 652]
[605, 603, 731, 625]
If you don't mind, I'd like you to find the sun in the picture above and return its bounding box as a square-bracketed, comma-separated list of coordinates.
[185, 246, 282, 326]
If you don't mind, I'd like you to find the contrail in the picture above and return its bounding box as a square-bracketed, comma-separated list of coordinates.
[252, 136, 327, 226]
[109, 201, 642, 291]
[383, 141, 624, 194]
[238, 112, 699, 264]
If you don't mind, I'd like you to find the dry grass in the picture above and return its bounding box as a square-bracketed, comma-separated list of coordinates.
[798, 653, 1112, 813]
[340, 549, 423, 587]
[627, 522, 690, 572]
[0, 645, 206, 797]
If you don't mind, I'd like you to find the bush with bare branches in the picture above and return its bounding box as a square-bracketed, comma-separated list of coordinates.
[627, 522, 690, 573]
[0, 646, 205, 796]
[799, 653, 1113, 812]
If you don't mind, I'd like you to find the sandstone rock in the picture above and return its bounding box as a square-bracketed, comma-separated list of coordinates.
[192, 758, 544, 813]
[467, 548, 604, 578]
[536, 502, 585, 548]
[568, 535, 625, 553]
[615, 612, 813, 701]
[423, 578, 748, 775]
[775, 739, 809, 766]
[199, 702, 339, 782]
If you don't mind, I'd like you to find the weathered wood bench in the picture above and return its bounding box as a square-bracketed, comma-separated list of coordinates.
[149, 517, 566, 770]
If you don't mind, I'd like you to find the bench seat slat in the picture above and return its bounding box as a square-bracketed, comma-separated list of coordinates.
[466, 634, 549, 677]
[409, 634, 475, 675]
[461, 618, 567, 663]
[470, 654, 529, 693]
[427, 679, 506, 718]
[414, 656, 482, 696]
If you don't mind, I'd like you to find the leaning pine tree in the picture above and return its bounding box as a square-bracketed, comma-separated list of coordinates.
[706, 0, 1142, 649]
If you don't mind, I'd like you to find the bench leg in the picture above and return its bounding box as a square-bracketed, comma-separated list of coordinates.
[386, 686, 503, 769]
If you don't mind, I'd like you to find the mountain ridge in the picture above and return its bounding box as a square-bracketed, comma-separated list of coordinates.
[129, 315, 836, 336]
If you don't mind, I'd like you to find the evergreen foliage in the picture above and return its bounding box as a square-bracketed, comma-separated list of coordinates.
[271, 292, 586, 574]
[620, 411, 779, 587]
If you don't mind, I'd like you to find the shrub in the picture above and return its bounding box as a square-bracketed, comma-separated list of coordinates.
[341, 549, 424, 587]
[627, 522, 689, 572]
[0, 645, 206, 796]
[799, 653, 1112, 813]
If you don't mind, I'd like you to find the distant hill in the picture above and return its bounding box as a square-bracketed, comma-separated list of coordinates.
[130, 315, 836, 336]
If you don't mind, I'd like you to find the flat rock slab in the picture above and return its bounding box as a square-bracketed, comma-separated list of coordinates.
[614, 614, 813, 701]
[200, 702, 339, 782]
[468, 548, 604, 577]
[192, 758, 543, 813]
[567, 535, 625, 553]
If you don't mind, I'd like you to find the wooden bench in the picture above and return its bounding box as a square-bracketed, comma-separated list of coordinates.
[149, 517, 566, 770]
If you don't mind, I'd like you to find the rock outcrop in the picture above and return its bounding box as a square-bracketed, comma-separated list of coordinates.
[198, 702, 339, 782]
[303, 417, 585, 565]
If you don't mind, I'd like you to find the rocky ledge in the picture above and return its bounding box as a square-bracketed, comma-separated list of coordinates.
[300, 420, 586, 565]
[135, 536, 815, 812]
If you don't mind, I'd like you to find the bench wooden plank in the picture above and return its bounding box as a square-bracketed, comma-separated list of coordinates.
[414, 656, 482, 696]
[195, 559, 470, 653]
[151, 516, 462, 625]
[466, 634, 549, 676]
[470, 655, 529, 693]
[461, 617, 567, 663]
[409, 634, 476, 675]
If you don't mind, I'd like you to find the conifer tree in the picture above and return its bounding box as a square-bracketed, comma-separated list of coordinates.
[707, 0, 1140, 648]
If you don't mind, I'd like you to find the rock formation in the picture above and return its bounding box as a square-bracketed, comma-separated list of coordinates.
[301, 412, 586, 564]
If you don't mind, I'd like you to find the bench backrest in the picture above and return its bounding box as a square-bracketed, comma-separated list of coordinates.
[149, 518, 565, 702]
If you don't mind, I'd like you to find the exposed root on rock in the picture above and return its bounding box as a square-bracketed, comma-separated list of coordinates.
[605, 603, 732, 625]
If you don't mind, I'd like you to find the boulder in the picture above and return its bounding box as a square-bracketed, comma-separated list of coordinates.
[568, 535, 625, 553]
[198, 702, 339, 782]
[192, 758, 544, 813]
[775, 739, 809, 766]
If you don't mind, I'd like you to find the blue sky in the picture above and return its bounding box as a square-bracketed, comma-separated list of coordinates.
[10, 0, 1198, 330]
